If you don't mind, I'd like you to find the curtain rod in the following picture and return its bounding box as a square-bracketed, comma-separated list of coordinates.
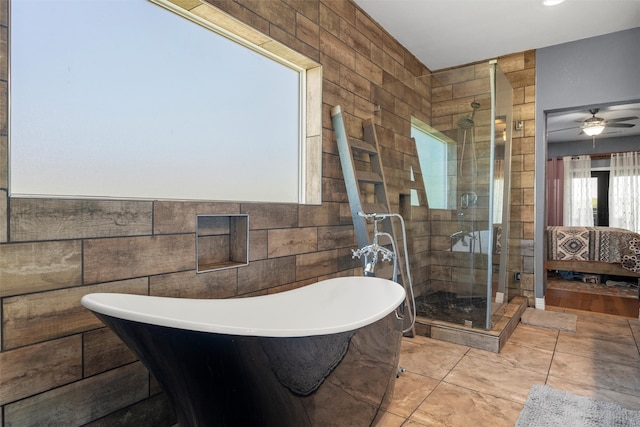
[552, 150, 639, 161]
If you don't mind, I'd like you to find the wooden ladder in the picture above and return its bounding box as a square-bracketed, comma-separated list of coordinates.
[331, 105, 415, 335]
[331, 105, 394, 249]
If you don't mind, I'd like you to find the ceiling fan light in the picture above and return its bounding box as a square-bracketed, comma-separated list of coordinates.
[583, 124, 605, 136]
[543, 0, 564, 5]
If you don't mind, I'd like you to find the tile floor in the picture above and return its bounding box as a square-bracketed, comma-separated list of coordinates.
[377, 307, 640, 426]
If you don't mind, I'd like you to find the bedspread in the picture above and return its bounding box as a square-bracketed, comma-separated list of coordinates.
[547, 226, 640, 273]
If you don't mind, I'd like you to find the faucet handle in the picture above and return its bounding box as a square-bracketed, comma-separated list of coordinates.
[379, 247, 394, 262]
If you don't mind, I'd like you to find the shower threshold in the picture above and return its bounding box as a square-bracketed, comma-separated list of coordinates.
[413, 295, 528, 353]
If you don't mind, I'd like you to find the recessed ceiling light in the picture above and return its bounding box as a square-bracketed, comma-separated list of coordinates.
[543, 0, 565, 5]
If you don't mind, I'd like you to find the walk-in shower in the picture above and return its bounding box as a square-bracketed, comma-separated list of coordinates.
[392, 61, 520, 338]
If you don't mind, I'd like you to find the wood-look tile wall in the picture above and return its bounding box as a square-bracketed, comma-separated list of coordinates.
[0, 0, 421, 424]
[427, 53, 537, 300]
[501, 52, 537, 301]
[0, 1, 536, 425]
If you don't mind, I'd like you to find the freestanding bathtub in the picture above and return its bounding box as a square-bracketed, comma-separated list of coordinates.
[81, 276, 406, 427]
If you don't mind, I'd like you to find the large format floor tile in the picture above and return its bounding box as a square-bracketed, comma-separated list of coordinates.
[505, 323, 559, 351]
[549, 350, 640, 396]
[443, 355, 547, 404]
[388, 307, 639, 426]
[374, 410, 406, 427]
[466, 341, 554, 374]
[556, 332, 640, 367]
[628, 319, 640, 348]
[399, 339, 468, 381]
[408, 382, 522, 427]
[386, 372, 439, 418]
[570, 318, 637, 346]
[546, 375, 640, 410]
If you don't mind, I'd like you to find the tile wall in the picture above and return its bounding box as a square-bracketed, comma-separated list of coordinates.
[427, 55, 537, 300]
[0, 0, 535, 425]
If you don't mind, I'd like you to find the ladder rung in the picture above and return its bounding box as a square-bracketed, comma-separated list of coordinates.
[349, 137, 378, 155]
[357, 171, 383, 184]
[362, 203, 388, 215]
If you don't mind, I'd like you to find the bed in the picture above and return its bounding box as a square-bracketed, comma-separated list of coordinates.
[546, 226, 640, 279]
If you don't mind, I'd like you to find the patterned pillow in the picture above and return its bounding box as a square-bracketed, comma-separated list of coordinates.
[621, 238, 640, 273]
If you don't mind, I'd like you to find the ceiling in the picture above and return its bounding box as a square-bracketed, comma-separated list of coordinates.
[353, 0, 640, 145]
[352, 0, 640, 71]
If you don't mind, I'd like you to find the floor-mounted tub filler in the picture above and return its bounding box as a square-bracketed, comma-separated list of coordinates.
[81, 276, 406, 426]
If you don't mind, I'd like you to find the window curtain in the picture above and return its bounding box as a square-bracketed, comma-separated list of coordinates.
[547, 158, 564, 226]
[563, 155, 593, 226]
[493, 159, 504, 224]
[609, 151, 640, 233]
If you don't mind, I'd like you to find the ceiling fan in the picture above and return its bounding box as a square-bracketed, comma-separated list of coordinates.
[548, 107, 638, 138]
[578, 108, 637, 136]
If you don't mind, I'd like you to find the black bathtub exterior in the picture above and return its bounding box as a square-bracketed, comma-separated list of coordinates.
[95, 307, 404, 426]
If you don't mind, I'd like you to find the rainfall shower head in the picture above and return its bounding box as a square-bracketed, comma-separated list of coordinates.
[458, 102, 481, 129]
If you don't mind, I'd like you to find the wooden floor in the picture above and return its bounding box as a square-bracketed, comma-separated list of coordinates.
[546, 286, 640, 318]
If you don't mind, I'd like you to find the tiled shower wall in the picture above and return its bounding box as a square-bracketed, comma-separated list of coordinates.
[500, 52, 537, 301]
[0, 0, 535, 425]
[427, 56, 537, 300]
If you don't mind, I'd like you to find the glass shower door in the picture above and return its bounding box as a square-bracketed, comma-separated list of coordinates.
[411, 61, 513, 330]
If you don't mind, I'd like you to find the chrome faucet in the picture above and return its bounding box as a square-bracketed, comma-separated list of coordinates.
[351, 211, 417, 338]
[352, 216, 395, 277]
[450, 229, 479, 252]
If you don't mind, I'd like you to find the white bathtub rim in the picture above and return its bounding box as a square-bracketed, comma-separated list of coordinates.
[81, 276, 406, 338]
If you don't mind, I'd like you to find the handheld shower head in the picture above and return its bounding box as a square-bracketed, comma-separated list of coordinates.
[457, 101, 481, 129]
[458, 117, 475, 129]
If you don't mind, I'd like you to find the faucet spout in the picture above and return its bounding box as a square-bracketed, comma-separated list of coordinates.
[450, 230, 465, 239]
[450, 229, 475, 250]
[364, 260, 376, 276]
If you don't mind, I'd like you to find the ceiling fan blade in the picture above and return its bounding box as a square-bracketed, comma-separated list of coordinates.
[606, 123, 636, 128]
[606, 116, 639, 123]
[548, 126, 581, 133]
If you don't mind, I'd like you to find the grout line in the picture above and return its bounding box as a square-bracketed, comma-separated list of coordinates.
[544, 330, 560, 385]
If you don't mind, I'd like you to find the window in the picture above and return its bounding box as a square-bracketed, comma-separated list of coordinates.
[563, 155, 594, 226]
[10, 0, 322, 204]
[609, 151, 640, 233]
[590, 171, 609, 226]
[411, 118, 456, 209]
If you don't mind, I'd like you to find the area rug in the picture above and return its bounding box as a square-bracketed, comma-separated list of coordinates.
[520, 307, 577, 332]
[516, 385, 640, 427]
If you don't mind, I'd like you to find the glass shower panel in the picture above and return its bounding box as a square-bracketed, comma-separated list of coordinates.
[493, 62, 514, 314]
[409, 61, 513, 330]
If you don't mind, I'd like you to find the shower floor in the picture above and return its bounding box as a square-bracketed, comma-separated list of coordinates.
[412, 294, 528, 353]
[416, 291, 487, 327]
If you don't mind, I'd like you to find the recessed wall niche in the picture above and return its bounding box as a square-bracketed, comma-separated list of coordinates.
[196, 214, 249, 273]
